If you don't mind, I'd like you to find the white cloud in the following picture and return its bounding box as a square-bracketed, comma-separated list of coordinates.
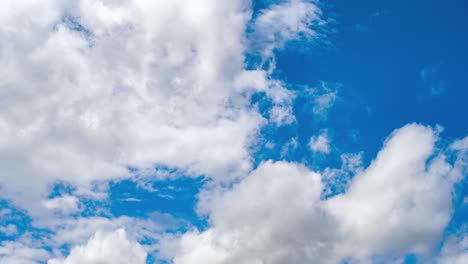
[437, 231, 468, 264]
[0, 1, 329, 261]
[0, 224, 17, 237]
[313, 91, 337, 115]
[159, 124, 467, 263]
[251, 0, 324, 59]
[42, 195, 80, 215]
[309, 82, 339, 116]
[159, 160, 325, 264]
[263, 80, 297, 126]
[280, 137, 299, 157]
[0, 0, 325, 217]
[309, 130, 331, 154]
[48, 229, 147, 264]
[269, 105, 296, 126]
[321, 152, 363, 197]
[0, 241, 50, 264]
[324, 124, 454, 259]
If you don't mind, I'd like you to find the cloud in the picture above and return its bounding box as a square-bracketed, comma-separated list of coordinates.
[42, 195, 80, 215]
[321, 152, 363, 197]
[0, 0, 326, 218]
[250, 0, 324, 59]
[269, 105, 296, 126]
[0, 224, 18, 237]
[0, 1, 330, 261]
[159, 124, 467, 263]
[311, 82, 339, 116]
[437, 232, 468, 264]
[421, 65, 446, 96]
[48, 229, 147, 264]
[0, 232, 51, 264]
[2, 1, 465, 263]
[309, 129, 331, 154]
[313, 91, 337, 115]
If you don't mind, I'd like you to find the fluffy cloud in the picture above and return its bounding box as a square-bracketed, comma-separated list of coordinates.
[2, 1, 465, 263]
[0, 0, 325, 216]
[0, 239, 50, 264]
[48, 229, 147, 264]
[309, 129, 331, 154]
[159, 124, 467, 263]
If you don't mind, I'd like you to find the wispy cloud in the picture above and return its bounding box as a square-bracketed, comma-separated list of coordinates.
[421, 65, 446, 96]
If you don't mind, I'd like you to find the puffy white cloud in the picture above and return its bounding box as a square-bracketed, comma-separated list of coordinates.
[309, 130, 331, 154]
[0, 1, 330, 262]
[324, 124, 454, 258]
[48, 229, 147, 264]
[0, 0, 326, 217]
[160, 160, 327, 264]
[159, 124, 467, 263]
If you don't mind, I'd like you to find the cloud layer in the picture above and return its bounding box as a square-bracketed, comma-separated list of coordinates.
[0, 0, 466, 263]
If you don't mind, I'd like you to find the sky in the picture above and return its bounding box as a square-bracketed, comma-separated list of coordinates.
[0, 0, 467, 263]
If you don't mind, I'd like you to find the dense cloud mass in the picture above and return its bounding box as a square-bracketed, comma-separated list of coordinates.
[1, 0, 266, 214]
[0, 0, 466, 263]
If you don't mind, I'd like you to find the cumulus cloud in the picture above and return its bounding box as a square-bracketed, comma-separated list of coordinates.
[1, 0, 317, 217]
[309, 130, 331, 154]
[48, 229, 147, 264]
[159, 124, 467, 263]
[1, 1, 465, 263]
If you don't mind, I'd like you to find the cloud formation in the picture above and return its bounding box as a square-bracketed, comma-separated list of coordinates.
[48, 229, 146, 264]
[0, 0, 324, 217]
[159, 124, 467, 263]
[0, 0, 466, 263]
[309, 129, 331, 154]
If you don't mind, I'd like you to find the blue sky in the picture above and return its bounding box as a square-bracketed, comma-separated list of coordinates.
[0, 0, 467, 263]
